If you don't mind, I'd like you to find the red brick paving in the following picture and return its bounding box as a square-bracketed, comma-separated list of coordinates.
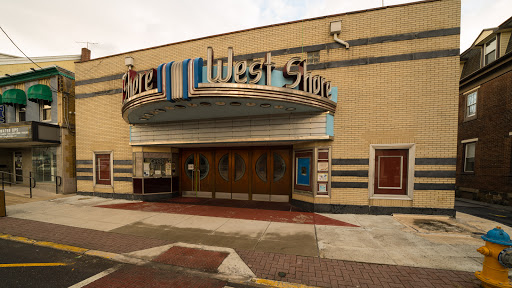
[237, 250, 481, 288]
[0, 216, 482, 288]
[0, 217, 171, 254]
[153, 246, 228, 273]
[83, 265, 227, 288]
[96, 199, 358, 227]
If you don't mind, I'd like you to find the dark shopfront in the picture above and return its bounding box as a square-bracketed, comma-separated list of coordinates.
[0, 121, 60, 186]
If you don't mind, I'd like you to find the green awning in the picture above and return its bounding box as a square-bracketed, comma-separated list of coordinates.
[2, 89, 26, 105]
[0, 93, 2, 104]
[28, 84, 52, 103]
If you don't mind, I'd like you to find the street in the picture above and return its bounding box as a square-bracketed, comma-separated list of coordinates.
[455, 199, 512, 227]
[0, 238, 239, 288]
[0, 238, 115, 288]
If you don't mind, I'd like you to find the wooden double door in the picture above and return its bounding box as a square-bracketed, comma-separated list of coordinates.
[181, 148, 291, 201]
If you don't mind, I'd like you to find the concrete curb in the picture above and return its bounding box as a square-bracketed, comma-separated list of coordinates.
[0, 232, 320, 288]
[0, 233, 146, 265]
[251, 278, 320, 288]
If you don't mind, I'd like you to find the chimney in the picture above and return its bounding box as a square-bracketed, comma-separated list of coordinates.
[81, 48, 91, 61]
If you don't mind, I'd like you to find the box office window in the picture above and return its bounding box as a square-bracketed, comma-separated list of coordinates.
[374, 149, 408, 195]
[464, 142, 476, 173]
[94, 153, 112, 185]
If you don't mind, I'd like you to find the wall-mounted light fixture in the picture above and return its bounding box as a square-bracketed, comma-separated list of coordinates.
[125, 56, 134, 70]
[330, 20, 349, 49]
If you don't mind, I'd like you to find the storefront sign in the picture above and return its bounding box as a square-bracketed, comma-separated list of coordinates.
[206, 47, 332, 98]
[0, 126, 30, 139]
[0, 105, 4, 123]
[122, 47, 333, 103]
[122, 69, 157, 102]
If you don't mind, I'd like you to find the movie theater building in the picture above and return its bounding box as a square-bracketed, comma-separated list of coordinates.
[75, 0, 460, 215]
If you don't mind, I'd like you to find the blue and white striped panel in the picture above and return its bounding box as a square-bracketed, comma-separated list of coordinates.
[171, 61, 183, 101]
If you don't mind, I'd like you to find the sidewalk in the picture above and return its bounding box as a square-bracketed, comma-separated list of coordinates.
[2, 184, 70, 206]
[0, 194, 500, 287]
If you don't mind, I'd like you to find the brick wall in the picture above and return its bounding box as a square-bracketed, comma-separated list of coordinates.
[457, 70, 512, 204]
[75, 0, 460, 208]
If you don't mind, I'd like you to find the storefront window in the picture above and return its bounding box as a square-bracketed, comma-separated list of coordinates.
[32, 147, 57, 183]
[143, 152, 172, 177]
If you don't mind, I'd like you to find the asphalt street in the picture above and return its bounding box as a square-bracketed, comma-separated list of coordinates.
[0, 238, 117, 288]
[455, 199, 512, 227]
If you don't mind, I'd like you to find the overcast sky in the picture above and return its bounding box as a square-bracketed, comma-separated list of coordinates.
[0, 0, 510, 59]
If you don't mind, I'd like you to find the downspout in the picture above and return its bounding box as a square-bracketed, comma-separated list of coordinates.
[333, 33, 349, 49]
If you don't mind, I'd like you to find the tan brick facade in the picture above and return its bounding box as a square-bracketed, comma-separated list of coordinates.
[75, 0, 460, 213]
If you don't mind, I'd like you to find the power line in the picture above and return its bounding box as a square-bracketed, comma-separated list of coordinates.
[0, 25, 59, 92]
[0, 25, 43, 70]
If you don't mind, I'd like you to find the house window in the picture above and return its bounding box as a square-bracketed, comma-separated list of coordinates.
[307, 51, 320, 64]
[16, 105, 26, 122]
[464, 142, 476, 172]
[40, 101, 51, 121]
[484, 37, 496, 65]
[94, 152, 112, 186]
[466, 91, 477, 118]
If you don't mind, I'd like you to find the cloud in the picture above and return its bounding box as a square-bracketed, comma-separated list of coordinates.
[0, 0, 508, 59]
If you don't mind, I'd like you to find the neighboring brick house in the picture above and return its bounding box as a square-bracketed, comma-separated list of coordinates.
[0, 50, 89, 193]
[457, 16, 512, 204]
[75, 0, 460, 215]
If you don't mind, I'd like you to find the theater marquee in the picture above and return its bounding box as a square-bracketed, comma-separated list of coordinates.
[121, 47, 338, 124]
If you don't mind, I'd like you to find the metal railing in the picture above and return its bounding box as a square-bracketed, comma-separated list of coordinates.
[1, 171, 62, 198]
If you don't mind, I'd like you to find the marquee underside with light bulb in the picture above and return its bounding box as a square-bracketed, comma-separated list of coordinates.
[121, 48, 338, 125]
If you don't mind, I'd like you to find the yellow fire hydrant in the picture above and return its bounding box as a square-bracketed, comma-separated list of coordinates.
[476, 226, 512, 288]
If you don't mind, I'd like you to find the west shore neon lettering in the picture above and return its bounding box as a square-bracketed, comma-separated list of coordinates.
[122, 47, 332, 103]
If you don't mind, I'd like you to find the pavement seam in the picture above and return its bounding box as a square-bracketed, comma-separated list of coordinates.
[313, 221, 320, 257]
[254, 221, 272, 249]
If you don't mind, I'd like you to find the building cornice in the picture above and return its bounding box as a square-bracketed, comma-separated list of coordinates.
[0, 65, 75, 86]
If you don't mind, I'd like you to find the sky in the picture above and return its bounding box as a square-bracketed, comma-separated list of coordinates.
[0, 0, 510, 59]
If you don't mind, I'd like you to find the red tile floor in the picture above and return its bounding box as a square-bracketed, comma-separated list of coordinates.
[97, 197, 357, 227]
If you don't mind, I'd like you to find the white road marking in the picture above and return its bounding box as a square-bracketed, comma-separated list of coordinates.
[68, 264, 122, 288]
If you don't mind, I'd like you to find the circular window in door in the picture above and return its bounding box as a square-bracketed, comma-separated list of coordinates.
[234, 153, 246, 182]
[255, 153, 267, 182]
[184, 155, 194, 179]
[218, 154, 229, 181]
[273, 153, 286, 182]
[199, 154, 209, 180]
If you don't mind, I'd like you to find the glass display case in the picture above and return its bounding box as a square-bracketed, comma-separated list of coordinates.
[133, 151, 179, 194]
